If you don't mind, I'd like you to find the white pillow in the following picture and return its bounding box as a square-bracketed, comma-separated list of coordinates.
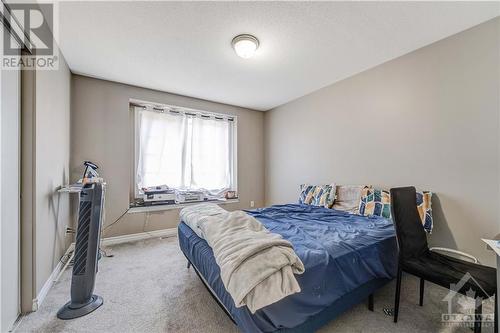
[332, 185, 369, 214]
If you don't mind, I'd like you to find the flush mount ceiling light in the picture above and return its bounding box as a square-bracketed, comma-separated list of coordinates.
[231, 34, 259, 59]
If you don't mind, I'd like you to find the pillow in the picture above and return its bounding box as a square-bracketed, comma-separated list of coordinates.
[358, 187, 434, 233]
[358, 187, 392, 219]
[299, 184, 336, 208]
[416, 191, 433, 233]
[299, 184, 315, 204]
[333, 185, 371, 214]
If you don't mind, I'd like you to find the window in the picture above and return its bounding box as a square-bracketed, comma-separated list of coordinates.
[134, 103, 237, 197]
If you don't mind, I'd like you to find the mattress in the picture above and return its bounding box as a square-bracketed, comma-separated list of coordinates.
[178, 204, 398, 332]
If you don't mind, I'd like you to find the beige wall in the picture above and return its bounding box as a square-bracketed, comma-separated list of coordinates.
[70, 75, 265, 237]
[265, 18, 500, 266]
[31, 55, 72, 295]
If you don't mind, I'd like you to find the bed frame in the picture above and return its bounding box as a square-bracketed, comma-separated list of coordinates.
[184, 254, 237, 324]
[183, 253, 386, 333]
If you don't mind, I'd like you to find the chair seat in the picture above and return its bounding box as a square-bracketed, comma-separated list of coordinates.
[402, 251, 497, 298]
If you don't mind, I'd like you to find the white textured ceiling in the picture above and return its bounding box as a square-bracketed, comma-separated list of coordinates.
[57, 1, 500, 111]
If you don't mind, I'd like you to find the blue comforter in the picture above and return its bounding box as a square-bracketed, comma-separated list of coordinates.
[179, 204, 397, 331]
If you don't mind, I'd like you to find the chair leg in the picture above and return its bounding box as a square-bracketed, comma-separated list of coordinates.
[419, 278, 424, 306]
[368, 293, 374, 311]
[394, 266, 402, 323]
[187, 261, 191, 269]
[474, 297, 482, 333]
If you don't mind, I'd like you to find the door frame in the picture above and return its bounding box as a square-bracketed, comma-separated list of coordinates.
[20, 67, 36, 314]
[1, 0, 36, 318]
[0, 30, 21, 333]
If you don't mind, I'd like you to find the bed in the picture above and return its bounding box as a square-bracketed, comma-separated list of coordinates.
[178, 203, 398, 332]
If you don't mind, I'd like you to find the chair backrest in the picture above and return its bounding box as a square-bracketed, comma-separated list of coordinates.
[390, 186, 429, 261]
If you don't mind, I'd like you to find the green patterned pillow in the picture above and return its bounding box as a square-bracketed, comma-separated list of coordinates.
[359, 187, 434, 233]
[358, 187, 392, 218]
[416, 191, 433, 233]
[299, 184, 336, 208]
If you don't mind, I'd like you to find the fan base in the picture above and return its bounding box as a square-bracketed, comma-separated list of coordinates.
[57, 295, 103, 320]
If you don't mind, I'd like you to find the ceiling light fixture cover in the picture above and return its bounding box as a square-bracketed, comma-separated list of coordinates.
[232, 34, 259, 59]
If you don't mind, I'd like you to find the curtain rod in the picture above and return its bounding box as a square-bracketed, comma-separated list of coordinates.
[130, 102, 235, 121]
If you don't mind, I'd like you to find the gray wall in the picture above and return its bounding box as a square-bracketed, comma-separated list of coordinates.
[34, 55, 72, 294]
[265, 18, 500, 266]
[70, 75, 265, 237]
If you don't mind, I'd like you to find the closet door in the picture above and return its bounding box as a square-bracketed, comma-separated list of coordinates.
[0, 25, 21, 332]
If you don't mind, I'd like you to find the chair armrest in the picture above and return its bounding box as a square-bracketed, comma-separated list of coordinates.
[429, 247, 478, 263]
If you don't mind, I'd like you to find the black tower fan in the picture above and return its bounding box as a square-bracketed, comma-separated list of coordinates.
[57, 182, 105, 319]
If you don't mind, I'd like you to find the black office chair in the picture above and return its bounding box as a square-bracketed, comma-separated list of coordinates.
[390, 186, 497, 333]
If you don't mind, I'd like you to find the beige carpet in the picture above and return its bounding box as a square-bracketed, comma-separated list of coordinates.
[15, 236, 495, 333]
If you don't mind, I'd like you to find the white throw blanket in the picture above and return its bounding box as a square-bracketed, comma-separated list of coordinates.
[180, 204, 304, 313]
[179, 203, 228, 238]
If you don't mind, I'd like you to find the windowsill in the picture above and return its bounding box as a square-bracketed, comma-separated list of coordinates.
[128, 198, 240, 214]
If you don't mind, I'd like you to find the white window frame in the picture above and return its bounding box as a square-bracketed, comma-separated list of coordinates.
[132, 100, 238, 200]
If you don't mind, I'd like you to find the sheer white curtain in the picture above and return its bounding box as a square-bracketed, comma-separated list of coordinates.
[136, 108, 234, 193]
[190, 116, 231, 190]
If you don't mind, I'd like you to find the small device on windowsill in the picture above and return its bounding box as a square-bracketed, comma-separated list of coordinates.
[135, 187, 239, 207]
[142, 185, 176, 205]
[175, 190, 205, 203]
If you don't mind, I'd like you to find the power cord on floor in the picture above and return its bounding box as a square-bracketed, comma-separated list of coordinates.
[98, 209, 130, 259]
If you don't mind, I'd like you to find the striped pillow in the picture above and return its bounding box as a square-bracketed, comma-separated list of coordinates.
[299, 184, 336, 208]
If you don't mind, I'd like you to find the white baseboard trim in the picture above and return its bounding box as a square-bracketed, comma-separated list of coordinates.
[9, 314, 24, 332]
[32, 244, 74, 312]
[31, 228, 177, 312]
[101, 228, 177, 246]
